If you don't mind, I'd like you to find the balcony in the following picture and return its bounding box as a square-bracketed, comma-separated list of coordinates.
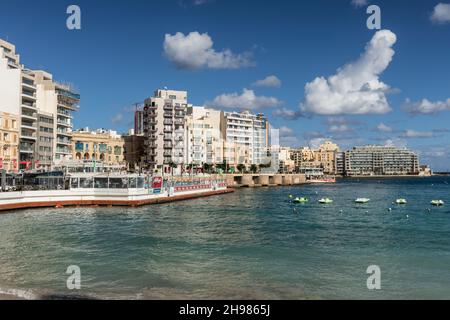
[57, 139, 71, 145]
[57, 130, 72, 136]
[174, 113, 185, 118]
[164, 112, 173, 118]
[22, 102, 37, 110]
[164, 105, 173, 111]
[163, 151, 173, 157]
[147, 151, 157, 157]
[164, 143, 173, 149]
[174, 119, 184, 125]
[21, 123, 37, 131]
[163, 135, 173, 140]
[22, 90, 36, 99]
[57, 120, 73, 127]
[20, 131, 37, 140]
[21, 110, 37, 120]
[164, 119, 173, 125]
[56, 148, 71, 154]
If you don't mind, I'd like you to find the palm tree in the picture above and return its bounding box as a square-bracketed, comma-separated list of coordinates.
[250, 164, 258, 174]
[237, 164, 246, 173]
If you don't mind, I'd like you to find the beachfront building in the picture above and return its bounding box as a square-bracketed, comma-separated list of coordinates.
[142, 89, 189, 174]
[71, 128, 125, 166]
[290, 141, 340, 174]
[224, 111, 269, 168]
[185, 106, 226, 167]
[0, 112, 19, 172]
[278, 147, 295, 173]
[344, 146, 420, 176]
[0, 39, 79, 171]
[123, 130, 145, 172]
[134, 107, 145, 135]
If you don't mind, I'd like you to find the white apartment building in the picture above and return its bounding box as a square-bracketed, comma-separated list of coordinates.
[0, 39, 79, 171]
[224, 111, 269, 166]
[143, 89, 189, 173]
[185, 106, 226, 165]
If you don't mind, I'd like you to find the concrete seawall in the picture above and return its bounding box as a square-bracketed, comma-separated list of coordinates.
[225, 174, 307, 188]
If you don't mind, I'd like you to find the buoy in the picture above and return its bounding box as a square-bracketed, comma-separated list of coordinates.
[388, 208, 392, 212]
[406, 215, 409, 219]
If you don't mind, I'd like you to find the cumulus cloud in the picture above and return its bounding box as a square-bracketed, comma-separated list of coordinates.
[376, 123, 393, 132]
[163, 31, 253, 70]
[385, 138, 407, 149]
[351, 0, 369, 8]
[253, 75, 282, 88]
[111, 113, 124, 124]
[273, 107, 305, 120]
[279, 126, 295, 137]
[402, 129, 434, 139]
[431, 3, 450, 24]
[208, 89, 281, 111]
[301, 30, 397, 115]
[403, 98, 450, 114]
[328, 124, 353, 134]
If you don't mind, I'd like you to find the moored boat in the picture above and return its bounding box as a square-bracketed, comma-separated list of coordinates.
[431, 200, 445, 206]
[355, 198, 370, 204]
[395, 199, 407, 205]
[318, 198, 333, 204]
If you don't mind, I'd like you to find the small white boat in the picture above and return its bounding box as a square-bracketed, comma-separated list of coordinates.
[431, 200, 445, 206]
[319, 198, 333, 204]
[395, 199, 407, 205]
[355, 198, 370, 204]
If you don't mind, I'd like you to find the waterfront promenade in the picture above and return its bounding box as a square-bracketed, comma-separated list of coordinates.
[0, 174, 232, 213]
[224, 173, 307, 188]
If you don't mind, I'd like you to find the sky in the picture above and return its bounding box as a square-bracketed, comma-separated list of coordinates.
[1, 0, 450, 170]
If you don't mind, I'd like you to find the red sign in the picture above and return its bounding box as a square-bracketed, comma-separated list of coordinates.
[152, 176, 163, 189]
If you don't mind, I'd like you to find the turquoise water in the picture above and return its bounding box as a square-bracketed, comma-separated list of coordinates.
[0, 177, 450, 299]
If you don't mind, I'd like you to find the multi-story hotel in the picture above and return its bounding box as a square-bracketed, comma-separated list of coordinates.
[224, 111, 269, 167]
[344, 146, 420, 176]
[0, 39, 79, 171]
[71, 128, 125, 165]
[0, 112, 19, 172]
[290, 141, 339, 174]
[142, 89, 189, 173]
[185, 106, 226, 166]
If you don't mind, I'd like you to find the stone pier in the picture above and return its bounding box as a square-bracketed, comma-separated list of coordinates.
[225, 174, 307, 188]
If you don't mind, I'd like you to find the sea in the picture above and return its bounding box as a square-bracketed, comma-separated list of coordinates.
[0, 176, 449, 300]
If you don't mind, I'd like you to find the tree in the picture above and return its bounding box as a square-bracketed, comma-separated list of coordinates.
[250, 164, 258, 174]
[237, 164, 246, 173]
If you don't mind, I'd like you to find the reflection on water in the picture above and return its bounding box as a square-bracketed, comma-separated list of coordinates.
[1, 177, 450, 299]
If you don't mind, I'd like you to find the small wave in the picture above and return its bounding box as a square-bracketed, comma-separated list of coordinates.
[0, 287, 38, 300]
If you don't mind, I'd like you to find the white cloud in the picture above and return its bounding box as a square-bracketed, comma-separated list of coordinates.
[309, 138, 328, 149]
[301, 30, 397, 115]
[273, 107, 304, 120]
[111, 113, 124, 124]
[253, 75, 282, 88]
[376, 123, 393, 132]
[402, 129, 434, 138]
[163, 31, 253, 70]
[328, 124, 352, 134]
[431, 3, 450, 24]
[385, 138, 407, 149]
[208, 88, 281, 111]
[403, 98, 450, 114]
[351, 0, 368, 8]
[279, 126, 295, 137]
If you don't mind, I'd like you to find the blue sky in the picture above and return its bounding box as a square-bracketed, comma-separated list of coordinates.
[1, 0, 450, 170]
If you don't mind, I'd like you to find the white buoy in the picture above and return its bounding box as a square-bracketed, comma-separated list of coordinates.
[406, 215, 409, 219]
[388, 208, 392, 212]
